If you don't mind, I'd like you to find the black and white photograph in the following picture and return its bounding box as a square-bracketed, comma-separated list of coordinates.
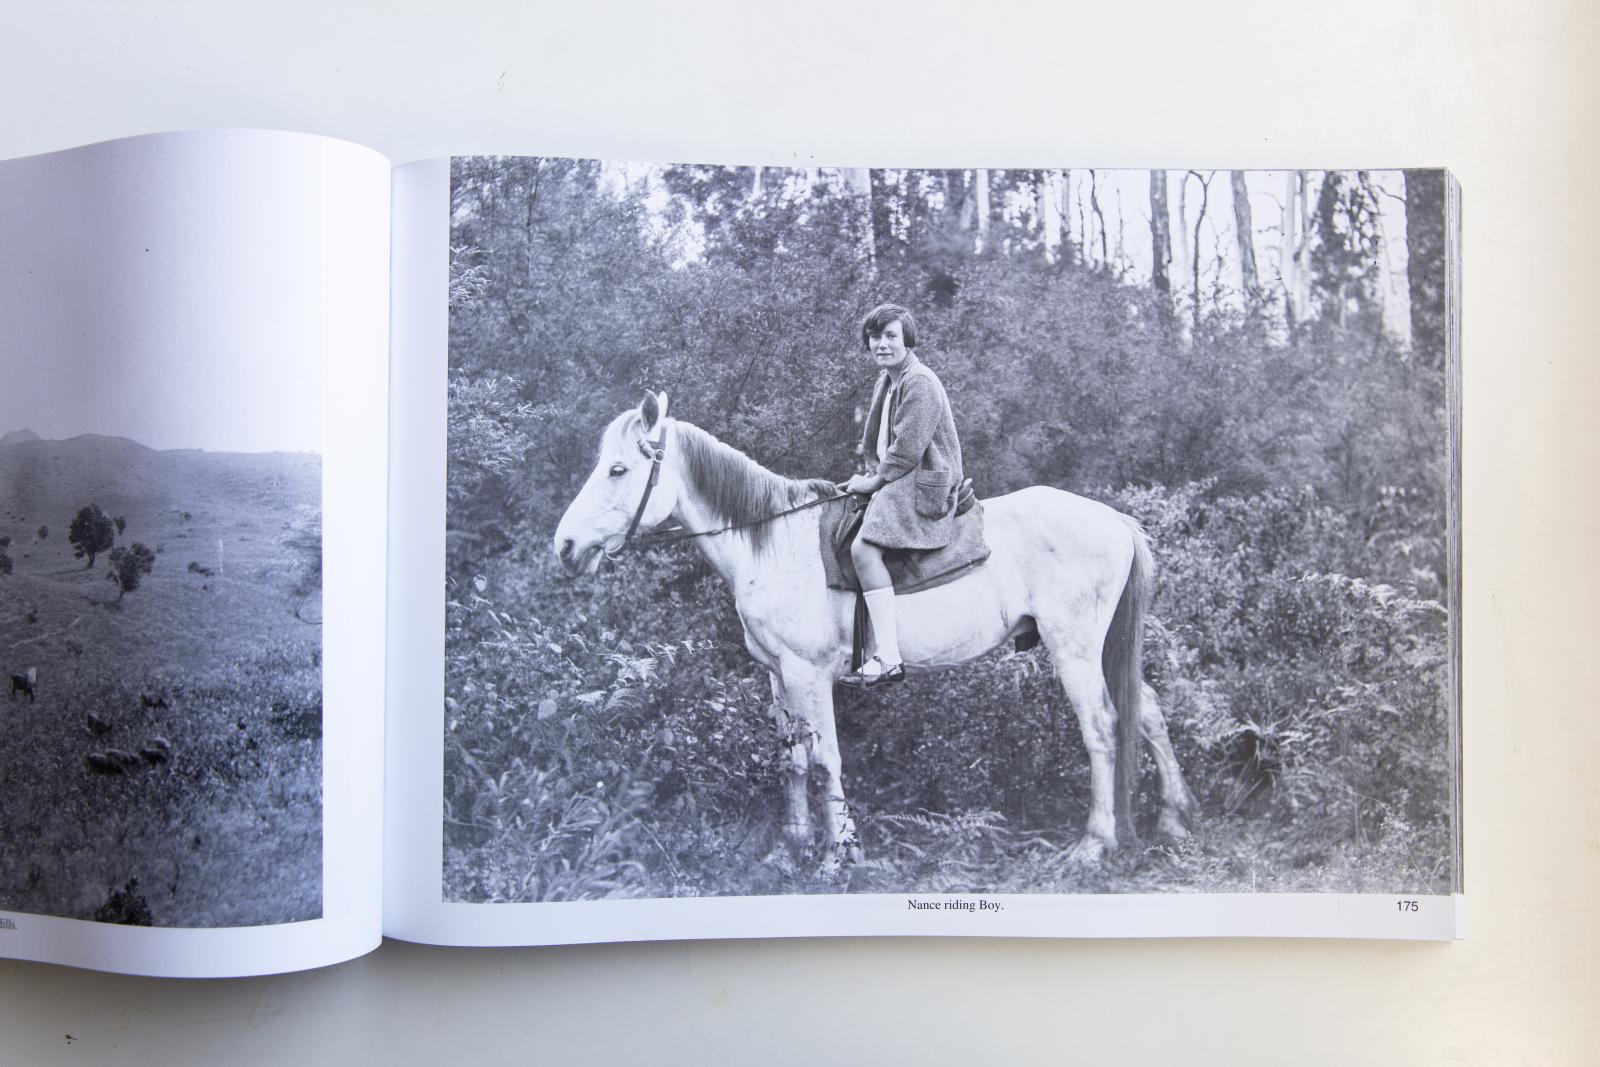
[443, 158, 1458, 902]
[0, 138, 326, 928]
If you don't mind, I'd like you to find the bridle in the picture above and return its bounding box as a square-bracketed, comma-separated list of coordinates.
[616, 422, 668, 550]
[605, 422, 842, 558]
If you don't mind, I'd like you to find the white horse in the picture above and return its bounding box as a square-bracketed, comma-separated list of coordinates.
[553, 393, 1196, 870]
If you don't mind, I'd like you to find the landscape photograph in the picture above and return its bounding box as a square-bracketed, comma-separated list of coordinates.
[0, 432, 322, 927]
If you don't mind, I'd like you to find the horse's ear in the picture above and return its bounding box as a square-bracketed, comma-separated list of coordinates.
[639, 390, 669, 432]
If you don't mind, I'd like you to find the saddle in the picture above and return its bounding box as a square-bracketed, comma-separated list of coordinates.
[820, 480, 1023, 673]
[820, 478, 987, 595]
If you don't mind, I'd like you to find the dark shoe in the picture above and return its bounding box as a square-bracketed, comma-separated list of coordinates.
[837, 655, 906, 690]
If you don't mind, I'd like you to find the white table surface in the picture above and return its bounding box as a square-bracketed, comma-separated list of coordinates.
[2, 1, 1596, 1062]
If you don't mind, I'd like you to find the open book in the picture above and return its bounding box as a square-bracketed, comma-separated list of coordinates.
[0, 131, 1463, 977]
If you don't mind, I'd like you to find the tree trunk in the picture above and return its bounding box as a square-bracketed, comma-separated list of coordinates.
[869, 169, 892, 254]
[1295, 171, 1315, 321]
[1230, 171, 1259, 302]
[1040, 170, 1062, 263]
[974, 168, 991, 251]
[1088, 170, 1108, 267]
[953, 170, 976, 231]
[1149, 170, 1172, 294]
[1060, 168, 1073, 261]
[845, 167, 875, 264]
[1404, 169, 1447, 368]
[946, 170, 967, 226]
[1281, 170, 1298, 326]
[1188, 171, 1213, 337]
[1175, 174, 1192, 301]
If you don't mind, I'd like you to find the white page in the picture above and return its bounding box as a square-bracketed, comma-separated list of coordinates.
[383, 156, 1459, 945]
[0, 130, 389, 976]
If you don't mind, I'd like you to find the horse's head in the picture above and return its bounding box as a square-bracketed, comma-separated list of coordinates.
[553, 391, 682, 575]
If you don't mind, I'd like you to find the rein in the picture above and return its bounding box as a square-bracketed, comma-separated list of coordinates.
[610, 425, 843, 556]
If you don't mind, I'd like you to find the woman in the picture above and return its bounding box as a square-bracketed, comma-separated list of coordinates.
[838, 302, 965, 689]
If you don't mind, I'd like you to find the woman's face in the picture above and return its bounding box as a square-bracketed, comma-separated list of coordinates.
[868, 319, 909, 371]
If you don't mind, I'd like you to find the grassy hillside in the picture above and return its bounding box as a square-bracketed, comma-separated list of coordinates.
[0, 435, 323, 927]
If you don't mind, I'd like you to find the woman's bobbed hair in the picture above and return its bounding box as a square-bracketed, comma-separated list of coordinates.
[860, 303, 917, 350]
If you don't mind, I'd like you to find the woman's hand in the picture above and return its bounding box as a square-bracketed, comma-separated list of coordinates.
[842, 473, 885, 495]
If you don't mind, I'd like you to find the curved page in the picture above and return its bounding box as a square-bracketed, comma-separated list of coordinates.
[0, 130, 388, 976]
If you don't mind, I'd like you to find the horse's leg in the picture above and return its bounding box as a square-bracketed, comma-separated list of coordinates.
[1040, 634, 1121, 864]
[811, 691, 862, 875]
[767, 671, 813, 864]
[779, 659, 860, 874]
[1140, 682, 1199, 840]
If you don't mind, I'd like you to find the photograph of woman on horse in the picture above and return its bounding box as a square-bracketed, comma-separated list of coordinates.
[444, 157, 1458, 903]
[838, 302, 964, 690]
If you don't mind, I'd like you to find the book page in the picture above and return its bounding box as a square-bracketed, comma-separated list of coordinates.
[385, 156, 1459, 944]
[0, 130, 389, 976]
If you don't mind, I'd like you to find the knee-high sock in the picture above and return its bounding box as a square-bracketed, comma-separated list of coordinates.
[862, 586, 902, 666]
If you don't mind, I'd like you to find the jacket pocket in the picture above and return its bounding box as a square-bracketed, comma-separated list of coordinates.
[914, 469, 952, 518]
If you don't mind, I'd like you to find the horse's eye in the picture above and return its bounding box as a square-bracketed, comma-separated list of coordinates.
[609, 464, 627, 478]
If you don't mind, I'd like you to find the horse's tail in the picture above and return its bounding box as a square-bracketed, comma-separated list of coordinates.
[1104, 516, 1151, 850]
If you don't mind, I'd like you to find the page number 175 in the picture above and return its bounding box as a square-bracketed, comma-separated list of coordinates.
[1396, 900, 1420, 912]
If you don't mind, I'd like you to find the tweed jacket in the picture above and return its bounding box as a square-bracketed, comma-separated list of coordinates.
[858, 351, 965, 551]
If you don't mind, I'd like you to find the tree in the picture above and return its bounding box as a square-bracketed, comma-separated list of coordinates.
[1281, 171, 1314, 326]
[974, 168, 991, 251]
[1087, 170, 1108, 266]
[1038, 170, 1063, 263]
[1404, 169, 1447, 368]
[69, 504, 115, 567]
[1185, 170, 1215, 336]
[1152, 168, 1177, 323]
[844, 168, 875, 264]
[105, 543, 155, 600]
[1309, 172, 1383, 328]
[1149, 170, 1172, 296]
[1230, 171, 1260, 303]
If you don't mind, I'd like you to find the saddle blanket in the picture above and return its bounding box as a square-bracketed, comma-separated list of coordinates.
[819, 491, 991, 595]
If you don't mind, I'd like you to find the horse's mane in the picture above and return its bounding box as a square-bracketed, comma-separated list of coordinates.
[669, 420, 836, 555]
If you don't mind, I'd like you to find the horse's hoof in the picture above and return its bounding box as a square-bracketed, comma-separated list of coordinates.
[764, 846, 800, 874]
[1065, 835, 1110, 867]
[816, 843, 862, 879]
[1157, 812, 1192, 842]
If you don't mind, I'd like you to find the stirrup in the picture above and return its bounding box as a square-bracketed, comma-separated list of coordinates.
[837, 655, 906, 690]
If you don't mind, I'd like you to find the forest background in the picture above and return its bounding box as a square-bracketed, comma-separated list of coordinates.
[442, 160, 1453, 900]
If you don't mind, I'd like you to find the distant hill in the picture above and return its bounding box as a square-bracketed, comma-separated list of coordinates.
[0, 429, 322, 684]
[0, 428, 41, 446]
[0, 434, 318, 548]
